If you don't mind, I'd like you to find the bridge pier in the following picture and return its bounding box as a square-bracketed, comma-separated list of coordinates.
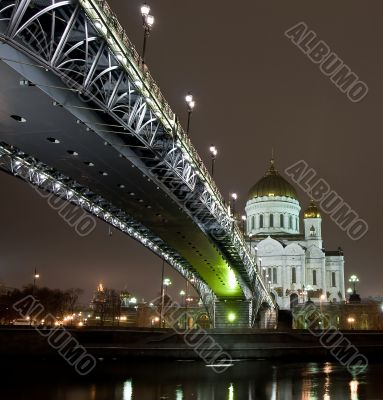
[213, 300, 278, 329]
[214, 300, 251, 328]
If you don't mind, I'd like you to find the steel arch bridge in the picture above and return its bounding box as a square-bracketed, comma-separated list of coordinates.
[0, 0, 275, 327]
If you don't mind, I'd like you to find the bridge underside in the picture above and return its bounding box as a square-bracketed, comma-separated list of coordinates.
[0, 0, 275, 328]
[0, 52, 244, 300]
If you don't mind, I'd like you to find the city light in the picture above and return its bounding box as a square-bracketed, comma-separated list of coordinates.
[140, 4, 150, 17]
[163, 278, 172, 286]
[209, 145, 217, 156]
[185, 93, 196, 134]
[185, 93, 193, 103]
[231, 193, 238, 200]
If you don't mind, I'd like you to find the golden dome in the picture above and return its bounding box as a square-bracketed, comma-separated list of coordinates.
[304, 200, 321, 218]
[248, 159, 298, 200]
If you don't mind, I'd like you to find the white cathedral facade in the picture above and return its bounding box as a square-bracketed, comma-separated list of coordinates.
[245, 159, 345, 310]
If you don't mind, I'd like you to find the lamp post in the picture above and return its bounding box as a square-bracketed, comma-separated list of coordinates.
[185, 93, 195, 134]
[33, 268, 39, 296]
[140, 3, 154, 64]
[320, 293, 326, 317]
[179, 290, 186, 306]
[241, 215, 246, 234]
[349, 275, 359, 294]
[209, 145, 217, 177]
[161, 278, 172, 327]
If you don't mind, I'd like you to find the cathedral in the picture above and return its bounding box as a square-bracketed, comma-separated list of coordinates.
[245, 159, 345, 310]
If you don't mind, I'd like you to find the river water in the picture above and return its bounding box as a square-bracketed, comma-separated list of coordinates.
[2, 360, 382, 399]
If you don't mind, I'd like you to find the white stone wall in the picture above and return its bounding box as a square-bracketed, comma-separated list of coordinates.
[245, 195, 301, 236]
[249, 236, 345, 310]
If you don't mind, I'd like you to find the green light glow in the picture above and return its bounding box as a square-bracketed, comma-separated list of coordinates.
[228, 268, 237, 289]
[228, 312, 236, 322]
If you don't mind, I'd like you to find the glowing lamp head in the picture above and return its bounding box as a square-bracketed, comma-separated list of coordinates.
[320, 294, 326, 301]
[241, 215, 246, 221]
[231, 193, 238, 200]
[163, 278, 172, 286]
[188, 100, 195, 109]
[179, 290, 186, 296]
[209, 145, 217, 156]
[349, 275, 359, 283]
[347, 288, 353, 294]
[146, 14, 154, 27]
[141, 4, 150, 16]
[185, 93, 193, 103]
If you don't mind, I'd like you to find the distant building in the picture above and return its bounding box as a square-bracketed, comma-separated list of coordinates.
[88, 283, 137, 326]
[293, 301, 383, 330]
[245, 159, 345, 310]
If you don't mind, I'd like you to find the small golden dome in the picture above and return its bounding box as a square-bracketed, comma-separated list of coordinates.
[304, 200, 321, 218]
[248, 159, 298, 200]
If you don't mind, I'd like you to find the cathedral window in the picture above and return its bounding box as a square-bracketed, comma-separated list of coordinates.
[270, 214, 274, 227]
[280, 214, 284, 228]
[310, 225, 315, 236]
[292, 267, 296, 284]
[251, 216, 255, 229]
[332, 272, 336, 287]
[289, 215, 293, 229]
[273, 267, 277, 284]
[313, 270, 317, 285]
[260, 214, 264, 228]
[268, 268, 271, 281]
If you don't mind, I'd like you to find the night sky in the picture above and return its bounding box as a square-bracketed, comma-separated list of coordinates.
[0, 0, 382, 303]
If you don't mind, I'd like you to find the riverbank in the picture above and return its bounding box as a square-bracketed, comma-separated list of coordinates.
[0, 327, 382, 361]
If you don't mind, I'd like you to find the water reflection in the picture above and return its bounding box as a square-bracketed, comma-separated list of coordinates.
[0, 360, 379, 400]
[123, 380, 132, 400]
[349, 379, 359, 400]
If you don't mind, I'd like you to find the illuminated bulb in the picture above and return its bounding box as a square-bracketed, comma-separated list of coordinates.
[146, 14, 154, 27]
[141, 4, 150, 16]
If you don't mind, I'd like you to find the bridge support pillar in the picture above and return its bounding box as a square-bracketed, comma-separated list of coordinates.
[214, 300, 251, 328]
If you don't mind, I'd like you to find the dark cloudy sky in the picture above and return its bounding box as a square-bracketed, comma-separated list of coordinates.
[0, 0, 382, 302]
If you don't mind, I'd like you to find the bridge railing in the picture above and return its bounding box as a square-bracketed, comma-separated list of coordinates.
[81, 0, 273, 305]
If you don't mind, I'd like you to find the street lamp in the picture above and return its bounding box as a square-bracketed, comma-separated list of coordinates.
[241, 215, 246, 234]
[185, 93, 195, 134]
[160, 277, 172, 328]
[231, 193, 237, 216]
[347, 316, 355, 330]
[33, 268, 39, 296]
[140, 3, 154, 64]
[179, 290, 186, 306]
[209, 145, 217, 177]
[349, 275, 359, 294]
[347, 287, 353, 295]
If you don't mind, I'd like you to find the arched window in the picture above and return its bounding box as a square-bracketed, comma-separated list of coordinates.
[251, 215, 255, 229]
[259, 214, 264, 228]
[295, 217, 298, 230]
[270, 214, 274, 227]
[332, 272, 336, 287]
[313, 270, 317, 285]
[268, 268, 271, 282]
[289, 215, 293, 229]
[292, 267, 296, 284]
[273, 268, 277, 284]
[280, 214, 284, 228]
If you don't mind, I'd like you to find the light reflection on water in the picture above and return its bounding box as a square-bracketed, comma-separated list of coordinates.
[0, 360, 379, 400]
